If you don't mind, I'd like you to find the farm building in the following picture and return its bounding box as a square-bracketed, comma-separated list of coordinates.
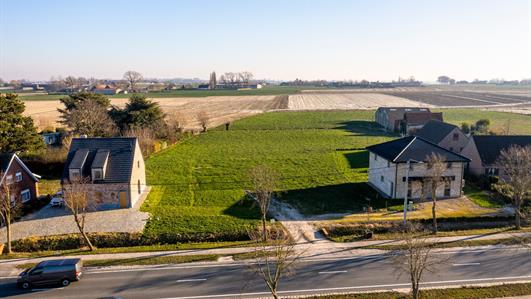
[414, 120, 468, 153]
[0, 153, 40, 204]
[61, 137, 148, 209]
[460, 135, 531, 177]
[400, 111, 443, 135]
[366, 136, 469, 200]
[92, 84, 120, 95]
[375, 107, 431, 132]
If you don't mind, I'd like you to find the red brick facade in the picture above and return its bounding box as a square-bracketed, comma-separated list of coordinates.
[1, 156, 39, 203]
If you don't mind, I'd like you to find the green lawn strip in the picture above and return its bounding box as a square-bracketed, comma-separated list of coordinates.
[328, 226, 531, 243]
[364, 237, 523, 250]
[463, 184, 502, 208]
[435, 108, 531, 135]
[308, 283, 531, 299]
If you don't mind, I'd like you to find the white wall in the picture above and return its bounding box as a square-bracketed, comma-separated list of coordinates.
[368, 152, 396, 197]
[395, 162, 465, 199]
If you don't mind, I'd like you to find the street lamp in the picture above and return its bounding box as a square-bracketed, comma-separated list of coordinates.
[403, 159, 422, 225]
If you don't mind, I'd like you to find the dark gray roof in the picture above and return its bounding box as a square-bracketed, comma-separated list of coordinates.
[62, 137, 138, 183]
[473, 135, 531, 165]
[366, 136, 470, 163]
[415, 120, 458, 144]
[69, 149, 89, 169]
[0, 153, 14, 173]
[92, 149, 110, 169]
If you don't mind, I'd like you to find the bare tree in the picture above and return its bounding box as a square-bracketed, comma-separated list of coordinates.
[64, 76, 78, 91]
[197, 111, 210, 132]
[239, 71, 253, 84]
[123, 71, 143, 92]
[0, 173, 22, 254]
[167, 111, 187, 134]
[424, 153, 447, 234]
[219, 74, 227, 84]
[247, 227, 300, 299]
[392, 224, 447, 299]
[223, 72, 237, 85]
[249, 165, 279, 242]
[65, 99, 118, 137]
[495, 145, 531, 230]
[123, 127, 155, 157]
[209, 71, 217, 90]
[62, 176, 95, 251]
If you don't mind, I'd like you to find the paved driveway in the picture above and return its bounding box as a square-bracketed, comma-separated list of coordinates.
[0, 188, 151, 243]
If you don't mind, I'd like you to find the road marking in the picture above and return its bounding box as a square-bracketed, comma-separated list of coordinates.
[176, 279, 207, 283]
[453, 263, 481, 266]
[318, 270, 347, 274]
[159, 275, 531, 299]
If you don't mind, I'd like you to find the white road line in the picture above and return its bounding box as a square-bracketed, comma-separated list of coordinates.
[176, 279, 207, 283]
[318, 270, 347, 274]
[453, 263, 481, 266]
[160, 275, 531, 299]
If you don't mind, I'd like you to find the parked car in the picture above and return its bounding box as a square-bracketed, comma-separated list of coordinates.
[50, 196, 64, 207]
[17, 258, 83, 289]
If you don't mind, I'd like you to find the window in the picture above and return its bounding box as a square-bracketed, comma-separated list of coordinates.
[453, 133, 459, 141]
[137, 160, 140, 168]
[6, 175, 13, 184]
[444, 180, 451, 197]
[21, 189, 31, 203]
[15, 172, 22, 182]
[92, 169, 103, 180]
[380, 175, 384, 182]
[407, 181, 412, 197]
[138, 179, 141, 194]
[485, 168, 499, 176]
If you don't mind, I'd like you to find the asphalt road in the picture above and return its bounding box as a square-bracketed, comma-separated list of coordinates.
[0, 247, 529, 299]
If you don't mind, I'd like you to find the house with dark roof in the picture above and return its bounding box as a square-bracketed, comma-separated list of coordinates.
[366, 136, 469, 199]
[401, 111, 443, 135]
[375, 107, 431, 132]
[460, 135, 531, 177]
[62, 137, 147, 209]
[415, 120, 469, 153]
[1, 153, 40, 204]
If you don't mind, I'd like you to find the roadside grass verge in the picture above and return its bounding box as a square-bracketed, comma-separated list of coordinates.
[463, 184, 502, 208]
[364, 236, 525, 250]
[308, 282, 531, 298]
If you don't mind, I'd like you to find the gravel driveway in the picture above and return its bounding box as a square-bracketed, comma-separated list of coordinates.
[0, 188, 150, 243]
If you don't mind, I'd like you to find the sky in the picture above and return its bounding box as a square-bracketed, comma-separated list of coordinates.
[1, 0, 530, 82]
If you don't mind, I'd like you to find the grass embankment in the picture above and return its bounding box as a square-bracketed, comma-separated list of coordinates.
[309, 283, 531, 299]
[141, 110, 398, 241]
[14, 251, 276, 269]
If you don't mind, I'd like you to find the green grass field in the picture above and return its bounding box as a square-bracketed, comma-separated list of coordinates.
[14, 86, 306, 101]
[141, 111, 397, 239]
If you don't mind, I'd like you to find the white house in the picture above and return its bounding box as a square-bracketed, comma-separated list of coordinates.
[366, 136, 470, 200]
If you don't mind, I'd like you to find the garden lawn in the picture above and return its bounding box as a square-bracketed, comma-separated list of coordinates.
[142, 111, 396, 239]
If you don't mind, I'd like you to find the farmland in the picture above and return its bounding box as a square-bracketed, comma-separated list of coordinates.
[382, 90, 530, 107]
[141, 111, 397, 240]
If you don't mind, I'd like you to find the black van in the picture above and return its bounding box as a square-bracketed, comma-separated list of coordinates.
[17, 258, 83, 289]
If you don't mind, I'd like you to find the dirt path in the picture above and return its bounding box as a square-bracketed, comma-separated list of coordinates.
[270, 199, 327, 244]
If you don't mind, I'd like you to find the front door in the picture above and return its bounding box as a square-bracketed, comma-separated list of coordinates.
[119, 191, 128, 208]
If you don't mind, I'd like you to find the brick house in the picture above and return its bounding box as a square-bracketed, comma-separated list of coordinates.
[415, 120, 469, 153]
[375, 107, 431, 132]
[401, 111, 443, 135]
[61, 137, 147, 209]
[0, 153, 40, 203]
[366, 136, 469, 200]
[460, 135, 531, 178]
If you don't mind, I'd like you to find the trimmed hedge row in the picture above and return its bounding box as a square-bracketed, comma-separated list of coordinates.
[323, 216, 520, 239]
[10, 231, 253, 252]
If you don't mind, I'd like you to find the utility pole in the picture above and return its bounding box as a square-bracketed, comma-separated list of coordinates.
[403, 160, 411, 225]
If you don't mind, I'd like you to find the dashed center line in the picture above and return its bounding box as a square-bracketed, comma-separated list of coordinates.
[453, 263, 481, 266]
[177, 279, 207, 283]
[318, 270, 348, 274]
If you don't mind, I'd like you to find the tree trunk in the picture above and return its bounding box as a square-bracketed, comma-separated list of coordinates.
[271, 290, 279, 299]
[74, 215, 94, 251]
[6, 218, 12, 254]
[432, 198, 438, 234]
[262, 216, 267, 242]
[515, 197, 521, 230]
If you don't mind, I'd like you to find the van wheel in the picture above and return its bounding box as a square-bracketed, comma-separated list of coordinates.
[21, 282, 31, 289]
[61, 279, 70, 286]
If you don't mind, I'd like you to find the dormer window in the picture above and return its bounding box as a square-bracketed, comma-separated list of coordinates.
[69, 169, 80, 180]
[92, 168, 103, 180]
